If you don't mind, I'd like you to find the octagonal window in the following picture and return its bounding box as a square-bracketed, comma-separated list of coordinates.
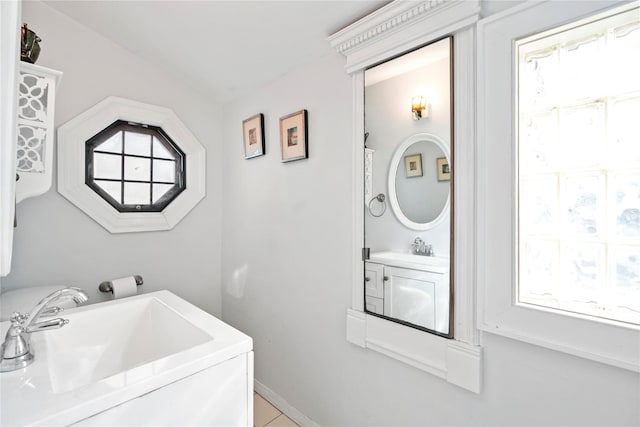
[85, 120, 186, 212]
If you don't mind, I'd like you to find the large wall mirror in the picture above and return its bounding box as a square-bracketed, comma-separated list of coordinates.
[363, 37, 453, 337]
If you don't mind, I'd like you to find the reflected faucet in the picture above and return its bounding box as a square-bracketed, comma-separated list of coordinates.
[0, 287, 89, 372]
[412, 237, 434, 256]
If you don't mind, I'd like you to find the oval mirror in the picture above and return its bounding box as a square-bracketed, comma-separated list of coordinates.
[388, 133, 450, 231]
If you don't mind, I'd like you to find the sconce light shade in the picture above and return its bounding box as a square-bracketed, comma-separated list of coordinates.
[411, 96, 427, 120]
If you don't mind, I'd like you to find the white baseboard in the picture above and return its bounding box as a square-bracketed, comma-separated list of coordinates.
[253, 380, 320, 427]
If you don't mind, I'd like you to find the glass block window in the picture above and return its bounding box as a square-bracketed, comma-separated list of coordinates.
[86, 120, 186, 212]
[516, 7, 640, 326]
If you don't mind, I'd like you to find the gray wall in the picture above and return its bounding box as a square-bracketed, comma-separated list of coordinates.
[3, 1, 638, 425]
[2, 1, 223, 316]
[220, 46, 639, 427]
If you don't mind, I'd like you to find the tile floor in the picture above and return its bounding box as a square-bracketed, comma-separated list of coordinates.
[254, 392, 299, 427]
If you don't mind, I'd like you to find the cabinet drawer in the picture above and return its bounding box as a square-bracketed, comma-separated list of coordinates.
[365, 296, 384, 315]
[364, 262, 384, 298]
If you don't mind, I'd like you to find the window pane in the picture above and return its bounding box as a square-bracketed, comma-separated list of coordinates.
[610, 97, 640, 168]
[153, 159, 175, 183]
[520, 49, 557, 109]
[124, 156, 151, 181]
[559, 103, 605, 169]
[561, 243, 605, 296]
[153, 136, 175, 159]
[612, 173, 640, 239]
[96, 131, 122, 153]
[611, 23, 640, 94]
[611, 246, 640, 311]
[519, 112, 557, 173]
[95, 180, 121, 203]
[123, 182, 150, 205]
[519, 239, 559, 298]
[124, 131, 151, 156]
[93, 153, 121, 180]
[152, 183, 174, 203]
[562, 174, 602, 237]
[561, 37, 603, 101]
[517, 6, 640, 326]
[520, 176, 558, 236]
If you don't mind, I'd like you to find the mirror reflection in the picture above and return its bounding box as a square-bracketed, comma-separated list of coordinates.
[363, 37, 453, 336]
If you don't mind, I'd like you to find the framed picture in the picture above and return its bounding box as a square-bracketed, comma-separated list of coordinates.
[437, 157, 451, 181]
[280, 110, 308, 162]
[242, 113, 265, 159]
[404, 153, 423, 177]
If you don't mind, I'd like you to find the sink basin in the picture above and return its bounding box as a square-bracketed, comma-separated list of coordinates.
[45, 297, 211, 394]
[369, 251, 449, 273]
[0, 290, 252, 426]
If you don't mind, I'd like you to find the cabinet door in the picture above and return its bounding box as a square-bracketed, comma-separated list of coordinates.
[364, 262, 384, 298]
[383, 266, 443, 331]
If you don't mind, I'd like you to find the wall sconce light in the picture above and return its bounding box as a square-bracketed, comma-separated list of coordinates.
[411, 96, 427, 120]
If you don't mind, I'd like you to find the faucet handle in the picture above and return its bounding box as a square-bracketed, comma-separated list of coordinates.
[9, 312, 28, 325]
[39, 306, 64, 317]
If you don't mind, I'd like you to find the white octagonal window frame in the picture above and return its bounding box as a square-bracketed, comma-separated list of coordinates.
[58, 96, 205, 233]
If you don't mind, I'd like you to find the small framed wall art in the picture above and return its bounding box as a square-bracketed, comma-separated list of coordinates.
[242, 113, 265, 159]
[404, 153, 423, 178]
[280, 109, 308, 162]
[437, 157, 451, 181]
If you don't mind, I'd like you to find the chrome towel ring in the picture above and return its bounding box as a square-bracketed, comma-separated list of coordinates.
[368, 193, 387, 217]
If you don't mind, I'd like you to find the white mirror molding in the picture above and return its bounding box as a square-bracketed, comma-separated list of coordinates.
[329, 0, 482, 393]
[388, 132, 450, 231]
[0, 0, 21, 276]
[57, 97, 206, 233]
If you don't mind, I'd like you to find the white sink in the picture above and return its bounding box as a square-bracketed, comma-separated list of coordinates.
[0, 290, 253, 426]
[369, 251, 449, 273]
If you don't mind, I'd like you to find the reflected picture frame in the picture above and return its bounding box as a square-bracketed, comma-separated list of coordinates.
[280, 110, 308, 162]
[404, 153, 423, 177]
[437, 157, 450, 181]
[242, 113, 265, 159]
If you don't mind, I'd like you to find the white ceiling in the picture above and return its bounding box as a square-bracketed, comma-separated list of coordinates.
[44, 0, 388, 104]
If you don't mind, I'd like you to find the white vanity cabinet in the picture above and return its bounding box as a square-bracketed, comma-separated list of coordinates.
[365, 253, 450, 335]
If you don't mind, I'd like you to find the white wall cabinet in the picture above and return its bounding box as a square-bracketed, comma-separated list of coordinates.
[16, 62, 62, 204]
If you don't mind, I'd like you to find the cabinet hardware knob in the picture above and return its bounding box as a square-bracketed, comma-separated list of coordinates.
[365, 277, 371, 282]
[383, 276, 389, 281]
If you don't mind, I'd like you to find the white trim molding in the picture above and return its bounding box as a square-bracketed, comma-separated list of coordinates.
[477, 0, 640, 372]
[254, 379, 320, 427]
[57, 96, 206, 233]
[330, 0, 482, 393]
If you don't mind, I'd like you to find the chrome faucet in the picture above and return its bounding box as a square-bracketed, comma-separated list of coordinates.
[0, 287, 88, 372]
[412, 237, 434, 256]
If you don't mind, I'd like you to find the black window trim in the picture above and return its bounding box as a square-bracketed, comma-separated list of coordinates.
[85, 120, 186, 213]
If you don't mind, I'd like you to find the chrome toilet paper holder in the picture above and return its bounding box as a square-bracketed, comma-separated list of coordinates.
[98, 275, 144, 293]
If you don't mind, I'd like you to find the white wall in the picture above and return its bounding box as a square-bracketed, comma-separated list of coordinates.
[1, 1, 223, 316]
[221, 51, 639, 427]
[365, 57, 451, 255]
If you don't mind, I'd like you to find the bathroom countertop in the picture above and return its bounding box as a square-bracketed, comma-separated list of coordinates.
[0, 291, 253, 426]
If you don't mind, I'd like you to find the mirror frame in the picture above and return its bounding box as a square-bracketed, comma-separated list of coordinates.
[388, 133, 450, 231]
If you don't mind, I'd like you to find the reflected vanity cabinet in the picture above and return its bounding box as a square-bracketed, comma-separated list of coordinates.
[16, 62, 63, 203]
[365, 261, 450, 334]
